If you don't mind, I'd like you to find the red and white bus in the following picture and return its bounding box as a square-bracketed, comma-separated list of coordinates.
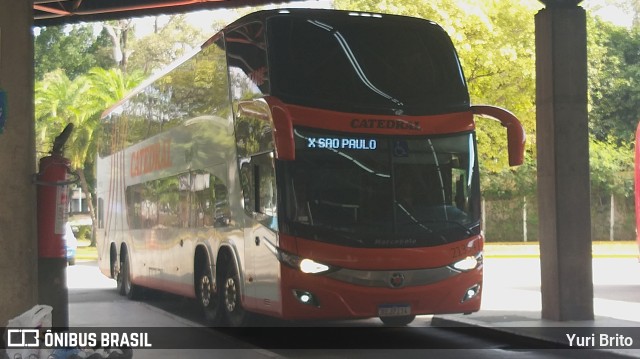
[96, 9, 525, 326]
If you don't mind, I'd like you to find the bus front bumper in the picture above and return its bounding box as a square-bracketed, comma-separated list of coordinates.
[279, 264, 482, 321]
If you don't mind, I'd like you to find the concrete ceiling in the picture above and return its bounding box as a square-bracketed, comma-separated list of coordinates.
[34, 0, 304, 27]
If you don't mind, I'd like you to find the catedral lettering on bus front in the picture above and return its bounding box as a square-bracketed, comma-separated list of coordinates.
[96, 9, 525, 326]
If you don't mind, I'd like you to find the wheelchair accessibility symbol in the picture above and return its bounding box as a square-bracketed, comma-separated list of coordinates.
[393, 140, 409, 157]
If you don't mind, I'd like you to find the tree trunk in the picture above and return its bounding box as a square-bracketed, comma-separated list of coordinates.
[77, 169, 97, 246]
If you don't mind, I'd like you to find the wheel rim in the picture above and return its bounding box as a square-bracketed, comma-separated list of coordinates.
[200, 274, 216, 307]
[224, 277, 237, 313]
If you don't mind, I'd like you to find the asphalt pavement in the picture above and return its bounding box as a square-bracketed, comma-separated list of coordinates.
[58, 243, 640, 358]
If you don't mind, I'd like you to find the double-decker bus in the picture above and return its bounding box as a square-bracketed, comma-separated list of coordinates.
[96, 8, 525, 326]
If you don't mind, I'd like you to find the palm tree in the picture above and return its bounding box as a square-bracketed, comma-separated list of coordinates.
[35, 70, 78, 156]
[81, 68, 143, 245]
[35, 67, 142, 245]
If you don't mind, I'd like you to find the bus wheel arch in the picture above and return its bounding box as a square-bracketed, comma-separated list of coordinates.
[194, 245, 221, 324]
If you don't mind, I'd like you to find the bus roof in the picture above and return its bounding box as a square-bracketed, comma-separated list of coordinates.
[223, 8, 440, 31]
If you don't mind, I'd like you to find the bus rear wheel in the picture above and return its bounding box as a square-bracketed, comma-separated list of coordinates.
[116, 255, 125, 295]
[120, 253, 141, 300]
[379, 315, 416, 326]
[197, 264, 221, 324]
[222, 260, 249, 326]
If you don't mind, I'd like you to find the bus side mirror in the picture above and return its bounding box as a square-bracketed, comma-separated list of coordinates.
[471, 105, 526, 167]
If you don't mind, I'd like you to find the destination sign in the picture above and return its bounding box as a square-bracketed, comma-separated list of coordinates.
[307, 137, 377, 150]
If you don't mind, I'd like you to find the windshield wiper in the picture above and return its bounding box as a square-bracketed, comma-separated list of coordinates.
[397, 218, 478, 236]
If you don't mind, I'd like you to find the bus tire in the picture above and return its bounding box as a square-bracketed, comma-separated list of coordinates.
[379, 315, 416, 326]
[222, 259, 249, 327]
[116, 253, 125, 296]
[121, 253, 141, 300]
[197, 263, 221, 325]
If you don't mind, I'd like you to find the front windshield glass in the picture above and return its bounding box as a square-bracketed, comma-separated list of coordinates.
[267, 13, 469, 115]
[281, 129, 481, 248]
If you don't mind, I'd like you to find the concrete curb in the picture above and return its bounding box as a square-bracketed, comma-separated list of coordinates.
[484, 241, 639, 258]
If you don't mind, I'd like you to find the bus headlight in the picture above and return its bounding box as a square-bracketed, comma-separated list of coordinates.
[278, 250, 333, 274]
[300, 259, 330, 274]
[451, 252, 483, 272]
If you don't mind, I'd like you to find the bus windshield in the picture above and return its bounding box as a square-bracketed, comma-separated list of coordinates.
[282, 129, 481, 248]
[268, 13, 469, 116]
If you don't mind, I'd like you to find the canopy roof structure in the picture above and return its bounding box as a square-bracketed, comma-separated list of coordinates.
[34, 0, 305, 26]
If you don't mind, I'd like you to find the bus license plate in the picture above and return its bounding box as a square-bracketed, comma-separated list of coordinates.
[378, 304, 411, 317]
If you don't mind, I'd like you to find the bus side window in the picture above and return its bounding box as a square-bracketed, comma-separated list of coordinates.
[240, 160, 253, 215]
[212, 177, 231, 227]
[240, 152, 277, 230]
[226, 21, 269, 100]
[234, 100, 274, 159]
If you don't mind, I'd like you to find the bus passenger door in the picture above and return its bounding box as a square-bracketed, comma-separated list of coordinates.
[240, 152, 282, 314]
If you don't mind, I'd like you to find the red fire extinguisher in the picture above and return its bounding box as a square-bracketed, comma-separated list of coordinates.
[35, 123, 77, 329]
[36, 123, 78, 258]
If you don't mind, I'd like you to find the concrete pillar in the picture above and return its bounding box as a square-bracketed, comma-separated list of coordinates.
[535, 3, 594, 321]
[0, 0, 38, 325]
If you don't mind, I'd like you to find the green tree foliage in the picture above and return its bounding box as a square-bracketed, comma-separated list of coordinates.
[34, 25, 110, 81]
[582, 6, 637, 239]
[590, 136, 634, 197]
[35, 68, 142, 158]
[35, 68, 143, 244]
[588, 17, 640, 143]
[128, 15, 207, 75]
[35, 70, 87, 155]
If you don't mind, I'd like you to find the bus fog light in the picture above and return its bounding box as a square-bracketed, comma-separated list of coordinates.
[293, 290, 320, 307]
[461, 284, 481, 303]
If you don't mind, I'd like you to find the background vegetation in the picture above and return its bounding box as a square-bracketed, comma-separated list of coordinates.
[34, 1, 640, 243]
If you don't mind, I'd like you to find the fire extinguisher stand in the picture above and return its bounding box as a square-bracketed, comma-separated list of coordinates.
[35, 124, 77, 329]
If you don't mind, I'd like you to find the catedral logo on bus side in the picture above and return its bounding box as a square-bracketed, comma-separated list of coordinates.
[350, 118, 421, 131]
[130, 139, 172, 177]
